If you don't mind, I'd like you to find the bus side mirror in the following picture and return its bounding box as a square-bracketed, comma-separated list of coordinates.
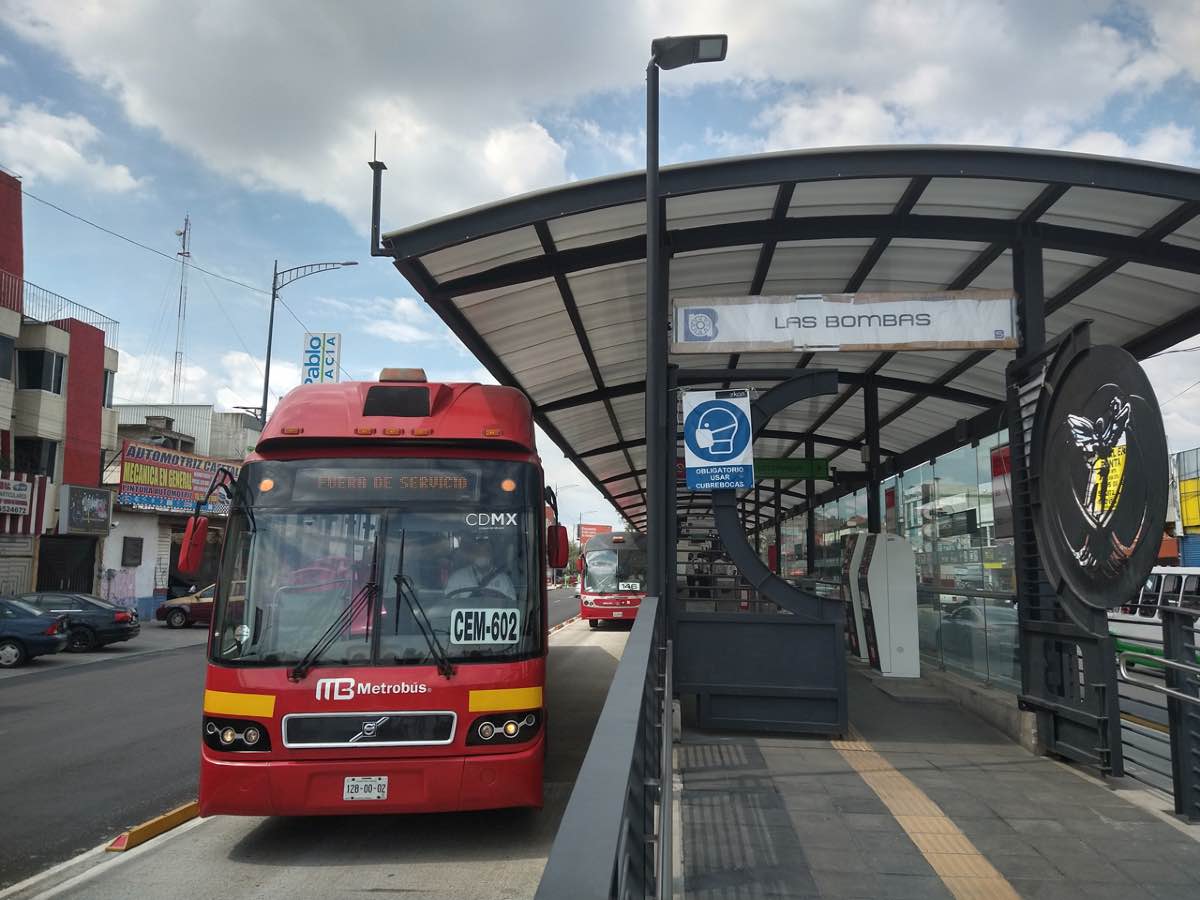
[547, 524, 569, 569]
[178, 516, 209, 576]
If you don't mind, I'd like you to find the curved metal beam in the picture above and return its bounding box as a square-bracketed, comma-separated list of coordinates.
[381, 145, 1200, 261]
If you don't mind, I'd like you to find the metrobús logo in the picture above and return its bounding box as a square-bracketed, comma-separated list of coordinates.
[314, 677, 432, 701]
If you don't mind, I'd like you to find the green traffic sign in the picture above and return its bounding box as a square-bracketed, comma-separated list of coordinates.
[753, 457, 829, 479]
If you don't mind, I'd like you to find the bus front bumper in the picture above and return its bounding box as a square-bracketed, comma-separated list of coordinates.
[199, 739, 544, 816]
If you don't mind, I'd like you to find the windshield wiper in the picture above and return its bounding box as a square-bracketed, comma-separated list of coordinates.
[392, 529, 455, 679]
[288, 528, 381, 682]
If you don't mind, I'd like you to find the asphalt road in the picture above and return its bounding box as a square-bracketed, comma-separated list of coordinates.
[0, 587, 582, 891]
[19, 619, 628, 900]
[547, 585, 578, 629]
[0, 640, 206, 889]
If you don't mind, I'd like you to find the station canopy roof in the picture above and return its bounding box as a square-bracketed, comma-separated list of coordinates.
[382, 145, 1200, 532]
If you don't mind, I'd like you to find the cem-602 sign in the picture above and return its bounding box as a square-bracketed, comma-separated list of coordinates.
[451, 608, 520, 644]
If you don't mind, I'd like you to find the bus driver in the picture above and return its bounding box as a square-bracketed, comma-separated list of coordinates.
[445, 533, 516, 602]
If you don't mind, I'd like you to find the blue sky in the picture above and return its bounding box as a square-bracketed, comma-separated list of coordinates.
[2, 0, 1199, 529]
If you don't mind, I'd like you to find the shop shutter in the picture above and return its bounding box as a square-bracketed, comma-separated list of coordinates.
[1180, 535, 1200, 567]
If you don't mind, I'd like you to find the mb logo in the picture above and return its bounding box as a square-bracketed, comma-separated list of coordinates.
[315, 677, 356, 701]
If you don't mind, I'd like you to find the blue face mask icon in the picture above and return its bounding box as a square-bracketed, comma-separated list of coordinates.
[696, 407, 739, 456]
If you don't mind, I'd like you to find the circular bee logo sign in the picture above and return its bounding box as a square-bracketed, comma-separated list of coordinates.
[1034, 345, 1167, 610]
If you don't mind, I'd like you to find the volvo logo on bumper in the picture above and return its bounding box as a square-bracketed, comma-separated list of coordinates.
[351, 717, 390, 742]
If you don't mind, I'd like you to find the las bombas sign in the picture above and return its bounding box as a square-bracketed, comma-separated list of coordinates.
[672, 291, 1016, 354]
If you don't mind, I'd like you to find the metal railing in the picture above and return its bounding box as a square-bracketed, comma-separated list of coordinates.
[0, 269, 120, 349]
[536, 595, 673, 899]
[1115, 603, 1200, 821]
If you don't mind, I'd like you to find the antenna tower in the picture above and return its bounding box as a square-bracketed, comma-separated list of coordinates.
[171, 215, 191, 404]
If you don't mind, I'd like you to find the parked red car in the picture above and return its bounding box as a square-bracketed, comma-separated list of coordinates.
[156, 584, 214, 629]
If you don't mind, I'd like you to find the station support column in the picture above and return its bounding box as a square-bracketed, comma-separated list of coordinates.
[865, 376, 881, 533]
[666, 364, 679, 625]
[805, 436, 817, 575]
[1013, 237, 1045, 357]
[774, 479, 782, 576]
[644, 59, 668, 603]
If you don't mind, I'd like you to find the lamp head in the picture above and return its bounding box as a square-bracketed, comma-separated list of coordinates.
[651, 34, 728, 70]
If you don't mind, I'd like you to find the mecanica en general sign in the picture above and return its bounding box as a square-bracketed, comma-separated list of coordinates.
[671, 291, 1017, 353]
[117, 440, 242, 515]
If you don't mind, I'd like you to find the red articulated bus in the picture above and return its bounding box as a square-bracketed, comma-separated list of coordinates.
[179, 368, 568, 816]
[578, 531, 648, 628]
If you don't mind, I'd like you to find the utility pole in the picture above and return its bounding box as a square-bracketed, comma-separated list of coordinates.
[171, 215, 191, 404]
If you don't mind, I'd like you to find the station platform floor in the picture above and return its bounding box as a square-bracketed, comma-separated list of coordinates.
[678, 664, 1200, 900]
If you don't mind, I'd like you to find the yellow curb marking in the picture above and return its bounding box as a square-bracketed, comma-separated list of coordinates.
[831, 725, 1020, 900]
[106, 800, 199, 852]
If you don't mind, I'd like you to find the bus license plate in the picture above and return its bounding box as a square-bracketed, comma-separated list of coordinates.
[612, 611, 624, 618]
[343, 776, 388, 801]
[451, 608, 521, 644]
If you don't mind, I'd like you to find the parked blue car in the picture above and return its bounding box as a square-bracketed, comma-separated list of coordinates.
[0, 598, 68, 668]
[20, 593, 140, 652]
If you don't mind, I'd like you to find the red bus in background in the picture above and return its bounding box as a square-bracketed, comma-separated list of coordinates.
[179, 369, 568, 816]
[578, 531, 648, 628]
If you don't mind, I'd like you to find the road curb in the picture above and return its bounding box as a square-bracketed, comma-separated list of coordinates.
[549, 615, 580, 636]
[106, 800, 199, 852]
[0, 639, 208, 682]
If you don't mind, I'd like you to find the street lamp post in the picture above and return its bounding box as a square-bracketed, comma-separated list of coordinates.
[260, 259, 358, 423]
[645, 34, 728, 601]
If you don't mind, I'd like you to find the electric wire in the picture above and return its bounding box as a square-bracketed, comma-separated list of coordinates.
[130, 262, 185, 403]
[194, 269, 283, 403]
[19, 185, 356, 385]
[19, 189, 270, 296]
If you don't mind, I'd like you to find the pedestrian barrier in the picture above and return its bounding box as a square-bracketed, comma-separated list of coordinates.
[1118, 604, 1200, 821]
[535, 595, 672, 899]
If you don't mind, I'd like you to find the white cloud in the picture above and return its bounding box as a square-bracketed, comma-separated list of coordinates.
[316, 295, 451, 345]
[1062, 123, 1198, 167]
[482, 122, 569, 196]
[115, 351, 208, 405]
[5, 1, 1192, 229]
[757, 90, 906, 150]
[566, 118, 641, 168]
[1143, 0, 1200, 82]
[115, 349, 299, 414]
[0, 97, 145, 192]
[1142, 339, 1200, 453]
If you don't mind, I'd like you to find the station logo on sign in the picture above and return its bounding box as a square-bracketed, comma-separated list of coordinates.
[682, 389, 754, 491]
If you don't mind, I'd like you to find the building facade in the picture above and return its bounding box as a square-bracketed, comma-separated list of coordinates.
[115, 404, 261, 461]
[0, 170, 121, 595]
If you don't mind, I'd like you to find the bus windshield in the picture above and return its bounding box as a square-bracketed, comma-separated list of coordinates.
[584, 548, 648, 594]
[211, 458, 541, 668]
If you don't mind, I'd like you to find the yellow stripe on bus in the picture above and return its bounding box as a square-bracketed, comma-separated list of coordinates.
[203, 689, 276, 718]
[469, 686, 543, 712]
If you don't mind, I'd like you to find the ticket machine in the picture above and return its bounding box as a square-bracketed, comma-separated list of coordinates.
[856, 534, 919, 678]
[840, 533, 868, 662]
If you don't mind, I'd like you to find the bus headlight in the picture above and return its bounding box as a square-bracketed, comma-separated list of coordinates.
[467, 710, 540, 746]
[203, 716, 272, 752]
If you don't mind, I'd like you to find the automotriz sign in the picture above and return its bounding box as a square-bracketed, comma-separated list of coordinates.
[672, 291, 1017, 353]
[118, 440, 242, 515]
[302, 332, 341, 383]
